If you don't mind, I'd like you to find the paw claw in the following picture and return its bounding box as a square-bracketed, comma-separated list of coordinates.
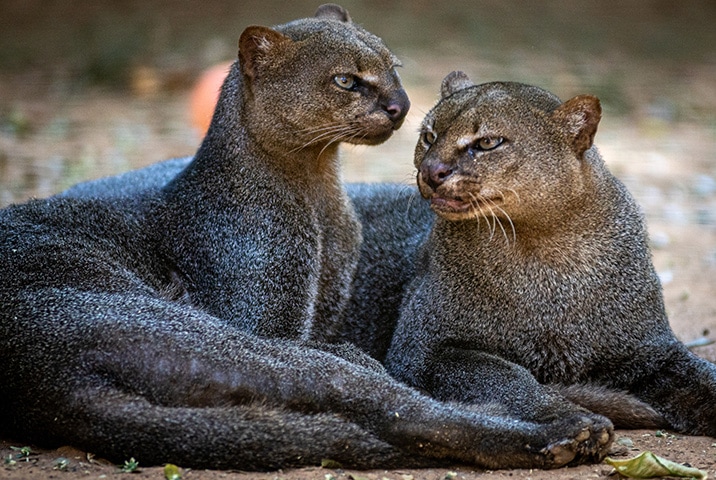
[542, 414, 614, 468]
[575, 427, 590, 442]
[543, 439, 577, 466]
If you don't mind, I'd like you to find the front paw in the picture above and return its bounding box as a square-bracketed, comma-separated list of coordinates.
[541, 413, 613, 468]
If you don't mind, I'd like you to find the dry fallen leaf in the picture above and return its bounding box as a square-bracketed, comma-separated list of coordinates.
[605, 451, 707, 479]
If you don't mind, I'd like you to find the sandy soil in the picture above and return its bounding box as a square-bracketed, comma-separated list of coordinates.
[2, 430, 716, 479]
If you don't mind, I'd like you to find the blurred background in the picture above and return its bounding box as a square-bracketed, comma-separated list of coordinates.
[0, 0, 714, 353]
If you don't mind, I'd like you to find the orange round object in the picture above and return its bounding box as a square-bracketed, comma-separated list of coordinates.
[189, 62, 231, 134]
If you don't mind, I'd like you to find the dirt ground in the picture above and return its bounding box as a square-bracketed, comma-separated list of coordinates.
[2, 431, 716, 479]
[1, 1, 715, 479]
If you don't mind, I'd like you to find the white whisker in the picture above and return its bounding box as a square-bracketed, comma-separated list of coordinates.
[506, 187, 521, 205]
[404, 186, 422, 217]
[494, 205, 516, 243]
[494, 213, 509, 244]
[489, 192, 516, 244]
[485, 192, 515, 244]
[468, 193, 492, 240]
[289, 123, 358, 154]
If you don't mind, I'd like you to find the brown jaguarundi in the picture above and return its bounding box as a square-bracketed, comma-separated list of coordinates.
[381, 72, 716, 437]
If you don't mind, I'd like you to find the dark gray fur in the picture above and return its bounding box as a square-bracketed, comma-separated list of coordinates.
[61, 163, 432, 361]
[0, 7, 612, 472]
[58, 75, 713, 453]
[99, 83, 716, 436]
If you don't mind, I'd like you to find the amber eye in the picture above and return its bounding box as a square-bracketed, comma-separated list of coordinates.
[333, 74, 356, 90]
[477, 136, 504, 150]
[422, 130, 437, 146]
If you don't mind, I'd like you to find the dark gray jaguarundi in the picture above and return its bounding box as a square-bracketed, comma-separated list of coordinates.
[0, 6, 612, 471]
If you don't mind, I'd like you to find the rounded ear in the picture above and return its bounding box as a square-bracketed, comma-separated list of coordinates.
[551, 95, 602, 157]
[238, 26, 292, 83]
[440, 71, 474, 99]
[314, 4, 351, 22]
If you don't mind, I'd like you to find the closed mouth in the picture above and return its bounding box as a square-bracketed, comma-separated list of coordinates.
[430, 194, 502, 216]
[430, 196, 472, 213]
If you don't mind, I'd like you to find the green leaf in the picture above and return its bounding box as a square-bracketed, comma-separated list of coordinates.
[10, 446, 32, 459]
[120, 457, 139, 473]
[321, 458, 342, 469]
[164, 463, 182, 480]
[605, 451, 707, 479]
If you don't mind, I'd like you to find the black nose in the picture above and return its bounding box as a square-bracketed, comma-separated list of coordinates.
[381, 89, 410, 127]
[420, 161, 454, 190]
